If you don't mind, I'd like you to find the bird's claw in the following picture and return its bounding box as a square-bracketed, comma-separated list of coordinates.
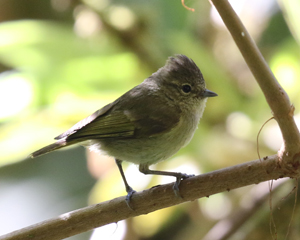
[125, 187, 136, 210]
[173, 173, 194, 197]
[181, 173, 195, 179]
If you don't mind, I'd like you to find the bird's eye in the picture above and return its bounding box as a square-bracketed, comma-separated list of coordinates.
[181, 84, 192, 93]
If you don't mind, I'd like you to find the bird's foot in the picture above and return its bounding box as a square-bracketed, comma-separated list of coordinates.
[125, 187, 136, 210]
[173, 173, 195, 197]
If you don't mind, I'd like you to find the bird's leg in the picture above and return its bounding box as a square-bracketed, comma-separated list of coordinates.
[139, 164, 194, 197]
[115, 159, 136, 208]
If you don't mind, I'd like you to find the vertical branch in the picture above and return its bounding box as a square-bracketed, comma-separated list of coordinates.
[209, 0, 300, 155]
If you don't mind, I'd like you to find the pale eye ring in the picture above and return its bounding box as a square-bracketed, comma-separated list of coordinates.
[181, 84, 192, 93]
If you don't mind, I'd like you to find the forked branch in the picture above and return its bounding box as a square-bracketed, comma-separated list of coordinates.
[1, 1, 300, 239]
[210, 0, 300, 157]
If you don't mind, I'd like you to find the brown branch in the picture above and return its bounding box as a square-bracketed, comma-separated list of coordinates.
[0, 155, 290, 240]
[209, 0, 300, 156]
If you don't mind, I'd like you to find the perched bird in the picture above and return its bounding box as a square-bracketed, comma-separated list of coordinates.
[30, 54, 217, 204]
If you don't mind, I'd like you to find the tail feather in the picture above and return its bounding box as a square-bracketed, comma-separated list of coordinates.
[29, 139, 70, 158]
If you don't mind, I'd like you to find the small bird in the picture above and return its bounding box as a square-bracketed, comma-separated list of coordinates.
[30, 54, 217, 204]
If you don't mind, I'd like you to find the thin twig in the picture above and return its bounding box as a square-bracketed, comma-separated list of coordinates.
[203, 179, 288, 240]
[256, 117, 275, 163]
[285, 178, 298, 240]
[181, 0, 195, 12]
[269, 180, 277, 240]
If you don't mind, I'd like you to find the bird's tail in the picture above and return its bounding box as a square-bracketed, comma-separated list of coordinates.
[29, 139, 71, 158]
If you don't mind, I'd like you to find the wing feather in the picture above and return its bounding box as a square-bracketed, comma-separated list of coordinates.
[67, 111, 135, 140]
[55, 102, 135, 141]
[55, 84, 181, 143]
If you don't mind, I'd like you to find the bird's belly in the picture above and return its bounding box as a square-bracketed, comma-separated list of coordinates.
[89, 115, 199, 165]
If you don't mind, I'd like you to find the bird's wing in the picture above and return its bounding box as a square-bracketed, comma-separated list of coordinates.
[55, 87, 181, 142]
[67, 110, 136, 140]
[111, 86, 182, 138]
[54, 102, 135, 140]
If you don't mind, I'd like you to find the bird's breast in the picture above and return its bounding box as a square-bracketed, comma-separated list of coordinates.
[90, 99, 207, 166]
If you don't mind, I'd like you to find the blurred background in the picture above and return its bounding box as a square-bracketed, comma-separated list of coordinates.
[0, 0, 300, 239]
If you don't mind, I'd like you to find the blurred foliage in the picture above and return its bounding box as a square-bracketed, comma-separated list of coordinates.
[0, 0, 300, 239]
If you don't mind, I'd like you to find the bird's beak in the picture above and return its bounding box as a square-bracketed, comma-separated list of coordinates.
[203, 89, 218, 97]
